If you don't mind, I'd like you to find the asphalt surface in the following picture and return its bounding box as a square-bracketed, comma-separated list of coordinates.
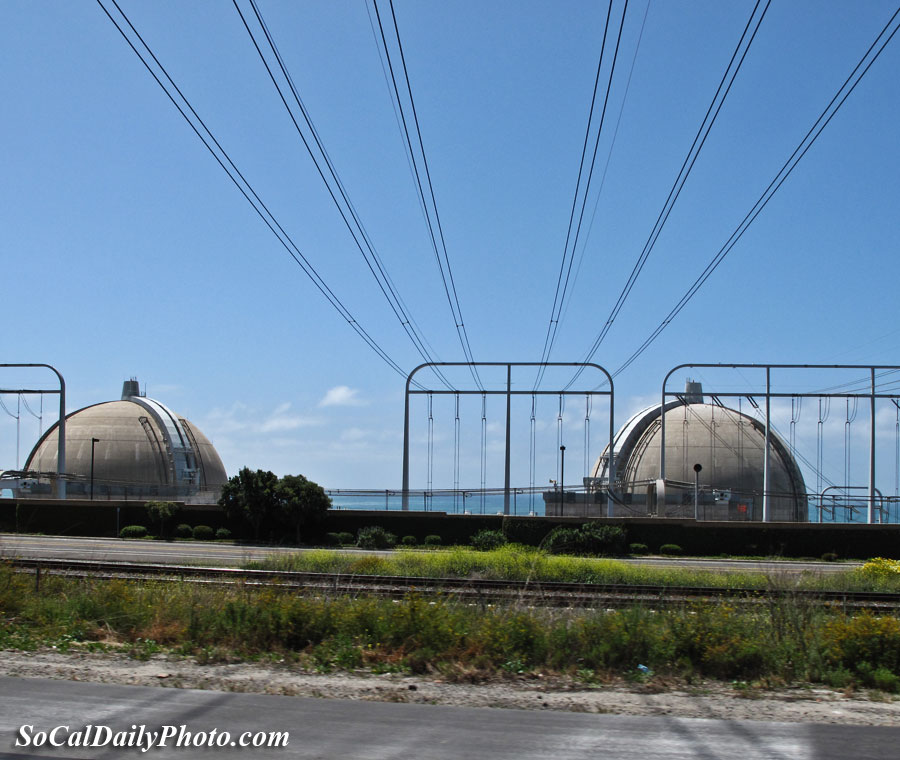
[0, 534, 861, 573]
[1, 677, 898, 760]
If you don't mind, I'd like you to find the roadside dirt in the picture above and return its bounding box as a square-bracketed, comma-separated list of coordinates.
[1, 649, 898, 726]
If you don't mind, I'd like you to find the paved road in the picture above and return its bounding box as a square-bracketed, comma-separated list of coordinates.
[0, 533, 861, 573]
[0, 677, 896, 760]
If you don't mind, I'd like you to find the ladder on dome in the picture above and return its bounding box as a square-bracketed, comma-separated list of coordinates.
[179, 420, 207, 487]
[138, 416, 171, 485]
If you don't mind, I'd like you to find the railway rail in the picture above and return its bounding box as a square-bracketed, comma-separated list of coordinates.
[7, 558, 900, 611]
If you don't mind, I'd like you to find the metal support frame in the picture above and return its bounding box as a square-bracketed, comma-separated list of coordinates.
[820, 485, 884, 523]
[659, 364, 900, 523]
[1, 364, 66, 498]
[402, 362, 614, 514]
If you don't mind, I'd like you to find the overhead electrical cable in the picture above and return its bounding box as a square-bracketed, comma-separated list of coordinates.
[534, 0, 627, 390]
[97, 0, 418, 385]
[234, 0, 455, 391]
[613, 5, 900, 379]
[565, 0, 770, 390]
[559, 0, 651, 333]
[371, 0, 483, 391]
[808, 368, 900, 395]
[364, 2, 433, 241]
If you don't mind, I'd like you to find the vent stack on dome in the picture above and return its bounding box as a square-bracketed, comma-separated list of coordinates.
[121, 379, 141, 400]
[684, 380, 704, 404]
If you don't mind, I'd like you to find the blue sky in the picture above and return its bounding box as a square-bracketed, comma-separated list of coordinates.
[2, 0, 899, 493]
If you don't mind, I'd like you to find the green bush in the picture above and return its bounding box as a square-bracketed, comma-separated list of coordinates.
[145, 500, 181, 538]
[357, 526, 397, 550]
[215, 528, 232, 540]
[119, 525, 147, 539]
[629, 542, 650, 555]
[580, 523, 626, 555]
[859, 663, 900, 693]
[821, 552, 839, 562]
[660, 543, 683, 556]
[322, 533, 341, 546]
[471, 529, 507, 551]
[174, 524, 193, 539]
[193, 525, 214, 541]
[544, 527, 580, 554]
[401, 535, 418, 547]
[545, 524, 626, 556]
[502, 517, 552, 546]
[337, 532, 355, 545]
[423, 535, 442, 547]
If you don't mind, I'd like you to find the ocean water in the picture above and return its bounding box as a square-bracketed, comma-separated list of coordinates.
[324, 489, 899, 523]
[325, 490, 544, 516]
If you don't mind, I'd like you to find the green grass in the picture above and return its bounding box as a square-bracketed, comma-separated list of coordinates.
[2, 562, 900, 692]
[246, 545, 900, 593]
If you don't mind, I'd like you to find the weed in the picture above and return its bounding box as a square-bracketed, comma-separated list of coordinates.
[128, 637, 162, 661]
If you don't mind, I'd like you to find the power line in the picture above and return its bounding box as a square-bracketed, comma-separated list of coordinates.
[613, 5, 900, 378]
[535, 0, 629, 390]
[566, 0, 770, 390]
[234, 0, 455, 391]
[558, 0, 652, 334]
[371, 0, 483, 391]
[96, 0, 416, 384]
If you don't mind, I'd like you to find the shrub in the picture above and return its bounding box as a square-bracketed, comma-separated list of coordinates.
[545, 524, 626, 556]
[502, 517, 552, 546]
[401, 535, 418, 547]
[579, 523, 626, 555]
[215, 528, 232, 540]
[659, 544, 683, 556]
[544, 527, 580, 554]
[824, 612, 900, 676]
[424, 535, 442, 547]
[471, 529, 507, 551]
[337, 532, 355, 545]
[357, 526, 397, 550]
[322, 533, 341, 546]
[119, 525, 147, 539]
[821, 552, 839, 562]
[193, 525, 214, 541]
[174, 523, 193, 539]
[145, 500, 180, 538]
[629, 542, 649, 555]
[858, 557, 900, 577]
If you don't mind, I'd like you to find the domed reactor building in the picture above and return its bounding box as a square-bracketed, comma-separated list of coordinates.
[547, 381, 808, 521]
[18, 380, 227, 503]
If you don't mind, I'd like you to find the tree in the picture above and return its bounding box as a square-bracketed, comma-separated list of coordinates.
[218, 467, 279, 540]
[145, 500, 180, 539]
[276, 473, 331, 545]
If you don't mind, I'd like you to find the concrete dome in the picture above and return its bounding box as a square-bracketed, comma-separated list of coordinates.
[592, 396, 807, 521]
[24, 382, 226, 502]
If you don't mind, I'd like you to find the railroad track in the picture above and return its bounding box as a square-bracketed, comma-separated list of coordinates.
[7, 558, 900, 611]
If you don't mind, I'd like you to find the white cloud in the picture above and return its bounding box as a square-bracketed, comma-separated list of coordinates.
[258, 403, 318, 433]
[201, 401, 320, 436]
[319, 385, 366, 408]
[340, 427, 369, 442]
